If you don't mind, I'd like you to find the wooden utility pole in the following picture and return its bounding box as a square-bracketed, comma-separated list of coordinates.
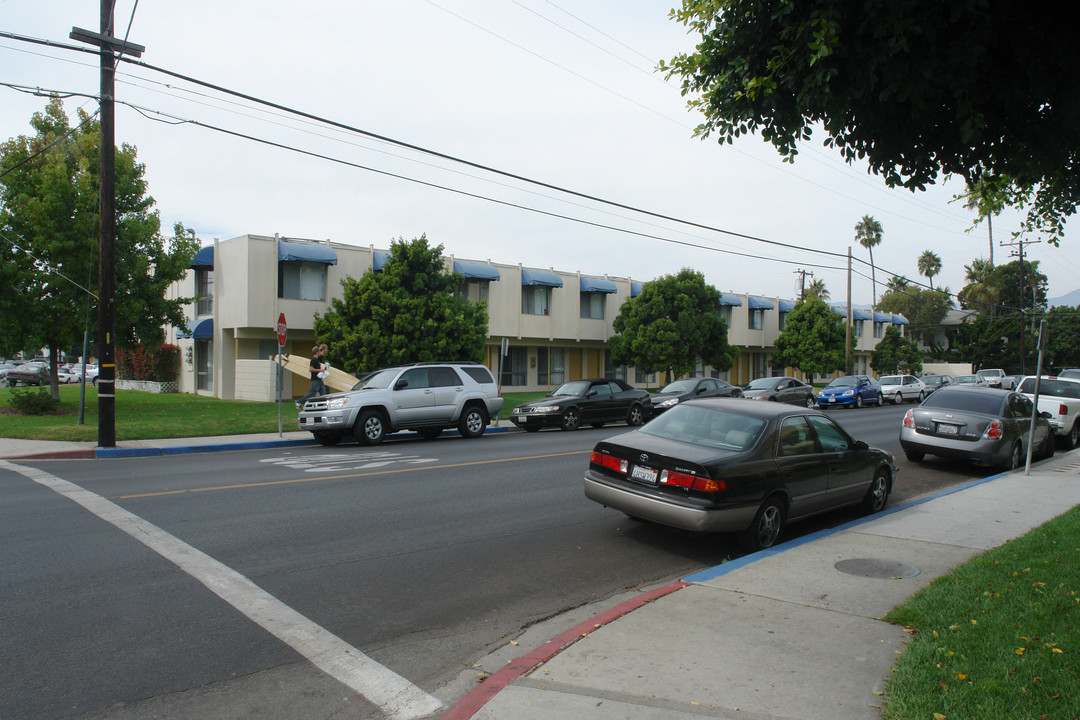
[845, 247, 853, 374]
[70, 5, 144, 447]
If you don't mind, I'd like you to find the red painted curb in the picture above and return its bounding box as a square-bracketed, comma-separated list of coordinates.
[1, 450, 97, 460]
[440, 580, 689, 720]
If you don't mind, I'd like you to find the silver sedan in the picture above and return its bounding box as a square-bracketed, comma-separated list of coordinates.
[899, 387, 1054, 469]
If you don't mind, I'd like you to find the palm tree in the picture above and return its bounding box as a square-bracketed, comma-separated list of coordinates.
[805, 278, 829, 301]
[917, 250, 943, 290]
[961, 175, 1006, 265]
[854, 215, 884, 307]
[957, 257, 1001, 318]
[885, 275, 910, 294]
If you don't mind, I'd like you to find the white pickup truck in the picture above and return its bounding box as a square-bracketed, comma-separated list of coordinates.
[1017, 376, 1080, 449]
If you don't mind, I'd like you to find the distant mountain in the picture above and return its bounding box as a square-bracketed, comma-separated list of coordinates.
[1048, 289, 1080, 307]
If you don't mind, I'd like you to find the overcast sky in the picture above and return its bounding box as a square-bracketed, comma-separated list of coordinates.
[3, 0, 1078, 306]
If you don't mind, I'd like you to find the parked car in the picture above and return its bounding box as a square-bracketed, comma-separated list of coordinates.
[899, 387, 1055, 468]
[510, 378, 651, 432]
[953, 374, 989, 388]
[1003, 374, 1024, 391]
[72, 364, 99, 385]
[1058, 369, 1080, 380]
[740, 377, 816, 407]
[920, 374, 953, 395]
[297, 361, 504, 446]
[976, 368, 1008, 389]
[815, 374, 881, 409]
[0, 362, 19, 381]
[4, 362, 48, 387]
[57, 367, 78, 384]
[583, 399, 896, 551]
[1016, 376, 1080, 449]
[878, 375, 928, 404]
[650, 377, 742, 415]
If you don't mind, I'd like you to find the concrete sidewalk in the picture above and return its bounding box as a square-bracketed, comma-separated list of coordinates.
[443, 450, 1080, 720]
[0, 431, 317, 460]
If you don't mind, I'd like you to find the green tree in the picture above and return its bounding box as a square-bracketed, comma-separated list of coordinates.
[609, 268, 737, 383]
[1042, 305, 1080, 371]
[957, 258, 1001, 317]
[917, 250, 942, 290]
[772, 296, 844, 376]
[871, 325, 922, 375]
[804, 278, 829, 301]
[661, 1, 1080, 243]
[854, 215, 883, 306]
[957, 174, 1007, 264]
[988, 259, 1048, 315]
[877, 286, 952, 347]
[885, 275, 910, 294]
[0, 97, 197, 398]
[313, 235, 488, 375]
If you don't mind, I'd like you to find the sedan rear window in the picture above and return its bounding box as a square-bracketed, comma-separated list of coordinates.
[921, 391, 1005, 415]
[1018, 378, 1080, 399]
[640, 405, 766, 450]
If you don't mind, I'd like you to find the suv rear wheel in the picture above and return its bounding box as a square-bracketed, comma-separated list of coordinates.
[354, 409, 387, 446]
[458, 404, 487, 438]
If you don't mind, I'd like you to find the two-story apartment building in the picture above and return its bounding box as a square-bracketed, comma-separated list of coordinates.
[167, 234, 908, 401]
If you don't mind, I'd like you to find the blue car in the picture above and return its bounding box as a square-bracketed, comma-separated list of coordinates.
[816, 375, 882, 409]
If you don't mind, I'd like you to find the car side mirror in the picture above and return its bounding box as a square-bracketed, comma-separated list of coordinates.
[697, 387, 707, 394]
[586, 389, 597, 398]
[394, 379, 409, 390]
[1040, 411, 1053, 419]
[854, 440, 869, 451]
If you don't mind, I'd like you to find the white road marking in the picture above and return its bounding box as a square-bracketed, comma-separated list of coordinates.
[261, 451, 438, 473]
[2, 460, 444, 720]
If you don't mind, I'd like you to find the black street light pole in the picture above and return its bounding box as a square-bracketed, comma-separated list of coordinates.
[70, 6, 143, 447]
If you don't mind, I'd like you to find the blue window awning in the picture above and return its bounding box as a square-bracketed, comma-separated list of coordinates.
[778, 299, 796, 313]
[748, 297, 774, 310]
[521, 269, 563, 288]
[719, 293, 743, 307]
[630, 281, 643, 297]
[891, 314, 910, 325]
[454, 261, 500, 281]
[873, 311, 892, 323]
[177, 317, 213, 340]
[191, 245, 213, 269]
[278, 240, 337, 265]
[373, 251, 390, 271]
[580, 277, 617, 294]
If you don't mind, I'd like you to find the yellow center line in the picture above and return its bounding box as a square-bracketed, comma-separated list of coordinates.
[114, 450, 590, 499]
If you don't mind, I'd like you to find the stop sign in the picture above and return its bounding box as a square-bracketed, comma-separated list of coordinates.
[276, 313, 287, 346]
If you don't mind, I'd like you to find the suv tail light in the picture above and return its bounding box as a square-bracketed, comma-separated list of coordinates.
[1059, 404, 1068, 416]
[983, 420, 1003, 440]
[903, 409, 914, 428]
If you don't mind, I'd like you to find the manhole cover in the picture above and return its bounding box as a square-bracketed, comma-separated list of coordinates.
[835, 558, 921, 580]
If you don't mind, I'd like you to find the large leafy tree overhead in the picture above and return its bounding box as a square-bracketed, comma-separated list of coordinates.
[772, 296, 844, 377]
[0, 97, 197, 397]
[313, 235, 488, 375]
[609, 268, 737, 383]
[662, 1, 1080, 242]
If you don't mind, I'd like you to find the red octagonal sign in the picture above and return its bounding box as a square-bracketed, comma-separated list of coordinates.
[276, 313, 287, 346]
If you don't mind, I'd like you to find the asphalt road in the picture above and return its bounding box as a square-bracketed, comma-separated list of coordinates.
[0, 400, 992, 720]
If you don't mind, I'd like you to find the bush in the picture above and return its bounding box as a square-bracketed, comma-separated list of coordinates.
[117, 344, 180, 382]
[9, 387, 60, 415]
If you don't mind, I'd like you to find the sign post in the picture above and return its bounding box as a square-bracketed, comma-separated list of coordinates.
[276, 313, 287, 437]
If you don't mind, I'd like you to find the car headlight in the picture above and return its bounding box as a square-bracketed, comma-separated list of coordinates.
[534, 406, 561, 413]
[327, 397, 349, 410]
[843, 389, 854, 396]
[659, 398, 679, 407]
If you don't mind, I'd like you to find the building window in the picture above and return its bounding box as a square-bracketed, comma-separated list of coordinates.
[778, 312, 788, 331]
[196, 268, 213, 316]
[259, 340, 279, 358]
[196, 340, 213, 392]
[603, 349, 626, 381]
[279, 261, 327, 301]
[748, 308, 764, 330]
[580, 292, 605, 319]
[537, 347, 566, 387]
[500, 346, 528, 386]
[459, 280, 489, 303]
[635, 367, 657, 385]
[874, 322, 885, 339]
[719, 306, 733, 327]
[521, 286, 551, 315]
[854, 319, 864, 338]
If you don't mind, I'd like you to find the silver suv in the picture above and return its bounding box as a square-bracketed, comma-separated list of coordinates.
[298, 362, 504, 446]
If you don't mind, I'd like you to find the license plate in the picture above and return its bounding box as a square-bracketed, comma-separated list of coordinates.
[936, 423, 959, 436]
[630, 464, 658, 484]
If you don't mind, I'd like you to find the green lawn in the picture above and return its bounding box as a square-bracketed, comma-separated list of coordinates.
[881, 506, 1080, 719]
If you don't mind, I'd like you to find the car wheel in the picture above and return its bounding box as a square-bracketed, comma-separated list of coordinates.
[918, 390, 926, 402]
[875, 393, 883, 407]
[904, 449, 924, 462]
[1038, 431, 1055, 460]
[892, 392, 903, 405]
[458, 405, 487, 438]
[854, 395, 864, 409]
[1059, 421, 1080, 450]
[804, 396, 814, 408]
[860, 468, 891, 514]
[92, 376, 98, 387]
[1004, 442, 1023, 470]
[626, 404, 645, 426]
[418, 428, 443, 440]
[313, 431, 343, 447]
[739, 496, 785, 552]
[560, 408, 580, 431]
[354, 409, 387, 446]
